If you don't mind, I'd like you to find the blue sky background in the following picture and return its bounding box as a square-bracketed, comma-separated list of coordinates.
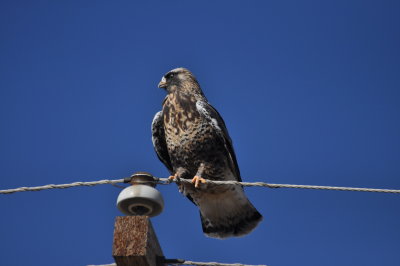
[1, 1, 400, 266]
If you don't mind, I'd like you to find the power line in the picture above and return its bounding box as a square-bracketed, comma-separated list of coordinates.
[0, 179, 125, 194]
[1, 176, 399, 194]
[87, 264, 116, 266]
[187, 179, 400, 193]
[88, 260, 267, 266]
[166, 259, 267, 266]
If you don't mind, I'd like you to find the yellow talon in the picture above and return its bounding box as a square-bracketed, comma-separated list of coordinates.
[191, 176, 206, 188]
[167, 174, 180, 184]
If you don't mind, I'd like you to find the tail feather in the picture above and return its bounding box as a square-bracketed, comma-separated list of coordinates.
[197, 188, 263, 239]
[200, 206, 262, 238]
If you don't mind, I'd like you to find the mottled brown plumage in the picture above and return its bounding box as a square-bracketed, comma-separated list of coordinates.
[152, 68, 262, 238]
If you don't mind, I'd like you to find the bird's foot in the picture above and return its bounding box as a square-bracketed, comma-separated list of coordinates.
[191, 176, 207, 188]
[167, 174, 181, 184]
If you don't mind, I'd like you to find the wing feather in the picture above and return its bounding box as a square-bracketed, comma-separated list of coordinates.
[151, 111, 173, 174]
[196, 101, 242, 181]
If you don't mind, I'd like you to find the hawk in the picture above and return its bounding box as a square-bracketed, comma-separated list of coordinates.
[152, 68, 262, 238]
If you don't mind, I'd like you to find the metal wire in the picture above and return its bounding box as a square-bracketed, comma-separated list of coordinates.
[165, 259, 267, 266]
[0, 179, 125, 194]
[87, 260, 267, 266]
[87, 264, 116, 266]
[1, 176, 399, 194]
[157, 177, 400, 193]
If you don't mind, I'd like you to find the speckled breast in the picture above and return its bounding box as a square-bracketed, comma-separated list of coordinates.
[162, 92, 226, 175]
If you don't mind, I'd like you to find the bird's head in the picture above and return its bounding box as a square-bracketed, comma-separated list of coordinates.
[158, 68, 204, 97]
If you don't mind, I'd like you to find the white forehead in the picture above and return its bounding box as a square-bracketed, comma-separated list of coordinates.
[163, 67, 192, 80]
[170, 67, 186, 73]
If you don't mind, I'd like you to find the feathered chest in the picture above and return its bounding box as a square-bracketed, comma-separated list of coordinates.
[161, 92, 225, 171]
[162, 93, 203, 140]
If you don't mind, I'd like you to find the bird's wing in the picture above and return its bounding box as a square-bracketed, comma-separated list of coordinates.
[196, 101, 242, 181]
[153, 110, 196, 204]
[151, 110, 173, 174]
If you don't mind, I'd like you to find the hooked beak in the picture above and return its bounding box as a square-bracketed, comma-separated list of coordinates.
[158, 76, 167, 89]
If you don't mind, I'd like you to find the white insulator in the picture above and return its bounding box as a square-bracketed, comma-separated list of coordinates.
[116, 184, 164, 217]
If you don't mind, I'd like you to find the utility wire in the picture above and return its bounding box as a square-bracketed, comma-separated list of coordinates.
[1, 177, 400, 194]
[165, 259, 267, 266]
[87, 260, 267, 266]
[87, 264, 116, 266]
[0, 179, 125, 194]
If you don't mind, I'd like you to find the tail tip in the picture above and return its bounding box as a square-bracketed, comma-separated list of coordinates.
[202, 210, 263, 239]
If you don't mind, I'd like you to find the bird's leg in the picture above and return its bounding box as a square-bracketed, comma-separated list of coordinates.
[168, 173, 178, 183]
[192, 176, 206, 188]
[168, 167, 189, 194]
[192, 163, 207, 188]
[168, 167, 186, 184]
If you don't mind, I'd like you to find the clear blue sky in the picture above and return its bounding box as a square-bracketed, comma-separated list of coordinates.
[1, 1, 399, 266]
